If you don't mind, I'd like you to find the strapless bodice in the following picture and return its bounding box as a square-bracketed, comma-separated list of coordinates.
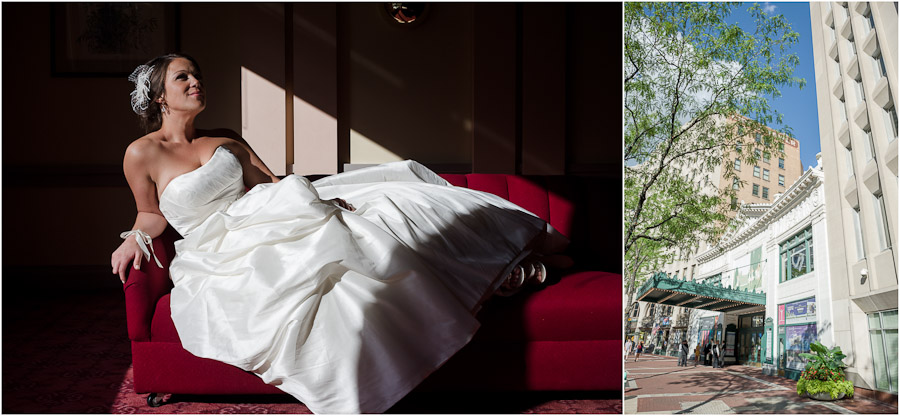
[159, 146, 245, 237]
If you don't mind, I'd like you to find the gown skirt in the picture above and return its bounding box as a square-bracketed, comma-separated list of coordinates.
[162, 151, 555, 414]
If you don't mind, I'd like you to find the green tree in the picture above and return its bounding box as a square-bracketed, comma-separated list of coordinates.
[624, 2, 804, 299]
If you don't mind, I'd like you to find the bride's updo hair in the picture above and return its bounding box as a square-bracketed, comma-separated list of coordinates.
[128, 53, 202, 133]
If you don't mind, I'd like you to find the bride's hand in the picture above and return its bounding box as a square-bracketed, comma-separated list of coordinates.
[111, 236, 144, 283]
[329, 198, 355, 212]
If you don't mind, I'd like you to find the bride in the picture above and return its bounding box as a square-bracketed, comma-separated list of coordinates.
[110, 53, 568, 414]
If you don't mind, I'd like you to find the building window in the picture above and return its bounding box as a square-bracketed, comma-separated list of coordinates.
[856, 78, 866, 104]
[873, 50, 888, 79]
[763, 168, 770, 181]
[779, 157, 785, 169]
[733, 178, 740, 190]
[864, 128, 876, 161]
[844, 145, 855, 178]
[755, 133, 762, 143]
[731, 196, 738, 210]
[779, 227, 814, 282]
[885, 104, 898, 142]
[852, 206, 866, 260]
[753, 166, 761, 177]
[763, 151, 771, 163]
[778, 142, 785, 151]
[848, 33, 857, 56]
[839, 98, 848, 122]
[762, 187, 769, 199]
[873, 193, 892, 251]
[867, 310, 898, 393]
[755, 149, 762, 159]
[702, 273, 722, 286]
[735, 158, 741, 171]
[752, 184, 759, 196]
[736, 143, 743, 152]
[863, 9, 875, 34]
[779, 174, 785, 186]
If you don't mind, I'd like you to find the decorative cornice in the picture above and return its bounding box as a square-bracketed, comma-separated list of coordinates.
[697, 165, 824, 263]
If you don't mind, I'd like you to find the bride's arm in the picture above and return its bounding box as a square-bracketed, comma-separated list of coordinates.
[215, 130, 354, 210]
[111, 143, 169, 283]
[211, 129, 280, 187]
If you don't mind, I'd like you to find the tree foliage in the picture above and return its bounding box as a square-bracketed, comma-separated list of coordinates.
[624, 2, 805, 297]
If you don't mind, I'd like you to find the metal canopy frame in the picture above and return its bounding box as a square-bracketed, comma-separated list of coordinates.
[636, 272, 766, 313]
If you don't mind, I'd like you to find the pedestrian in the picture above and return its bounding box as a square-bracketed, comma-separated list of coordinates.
[635, 341, 644, 362]
[624, 339, 634, 360]
[712, 341, 721, 368]
[694, 344, 700, 367]
[704, 342, 711, 366]
[678, 339, 689, 366]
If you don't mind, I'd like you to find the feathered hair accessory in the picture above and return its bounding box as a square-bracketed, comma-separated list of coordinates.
[128, 64, 155, 114]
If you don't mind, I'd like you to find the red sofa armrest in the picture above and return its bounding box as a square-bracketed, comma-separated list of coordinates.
[122, 226, 179, 342]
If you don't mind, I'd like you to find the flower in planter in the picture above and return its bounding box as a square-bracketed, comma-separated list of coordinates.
[796, 341, 854, 400]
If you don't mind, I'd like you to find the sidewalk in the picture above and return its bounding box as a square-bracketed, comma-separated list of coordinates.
[624, 354, 898, 414]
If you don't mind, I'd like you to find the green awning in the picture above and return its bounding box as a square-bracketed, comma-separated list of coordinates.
[636, 272, 766, 313]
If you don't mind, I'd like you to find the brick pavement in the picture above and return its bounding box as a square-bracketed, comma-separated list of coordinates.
[624, 354, 897, 414]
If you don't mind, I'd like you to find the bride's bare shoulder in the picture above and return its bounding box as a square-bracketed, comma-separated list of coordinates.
[124, 132, 165, 166]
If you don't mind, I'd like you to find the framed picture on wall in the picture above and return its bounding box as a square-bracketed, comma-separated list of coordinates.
[51, 3, 179, 77]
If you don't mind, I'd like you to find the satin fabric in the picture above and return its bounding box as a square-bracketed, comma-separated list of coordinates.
[161, 146, 549, 414]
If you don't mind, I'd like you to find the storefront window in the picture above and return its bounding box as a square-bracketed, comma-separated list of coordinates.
[752, 315, 764, 327]
[784, 323, 817, 372]
[778, 297, 818, 377]
[868, 310, 898, 393]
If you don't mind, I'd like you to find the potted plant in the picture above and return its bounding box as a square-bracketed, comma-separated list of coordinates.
[796, 341, 854, 400]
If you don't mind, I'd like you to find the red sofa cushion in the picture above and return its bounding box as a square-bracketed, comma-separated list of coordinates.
[476, 271, 619, 342]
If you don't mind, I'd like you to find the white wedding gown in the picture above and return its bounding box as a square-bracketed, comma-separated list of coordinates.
[159, 146, 555, 414]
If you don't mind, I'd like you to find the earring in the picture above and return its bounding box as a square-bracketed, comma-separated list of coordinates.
[160, 103, 168, 114]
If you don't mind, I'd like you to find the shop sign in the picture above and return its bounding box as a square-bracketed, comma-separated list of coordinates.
[784, 297, 816, 325]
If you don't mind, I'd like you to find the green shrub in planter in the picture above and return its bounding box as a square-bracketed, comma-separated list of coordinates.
[796, 341, 854, 399]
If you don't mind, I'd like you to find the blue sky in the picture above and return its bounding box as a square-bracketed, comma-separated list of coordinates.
[727, 2, 821, 170]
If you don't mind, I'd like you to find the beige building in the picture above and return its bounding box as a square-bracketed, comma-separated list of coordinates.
[662, 117, 806, 281]
[809, 1, 898, 394]
[725, 119, 804, 210]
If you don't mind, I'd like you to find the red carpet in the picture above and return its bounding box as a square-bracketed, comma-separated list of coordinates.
[3, 290, 620, 414]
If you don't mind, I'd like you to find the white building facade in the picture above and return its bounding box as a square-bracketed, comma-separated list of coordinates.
[695, 161, 832, 377]
[810, 1, 898, 394]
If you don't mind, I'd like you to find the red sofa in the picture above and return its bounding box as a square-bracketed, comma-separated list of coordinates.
[123, 173, 621, 407]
